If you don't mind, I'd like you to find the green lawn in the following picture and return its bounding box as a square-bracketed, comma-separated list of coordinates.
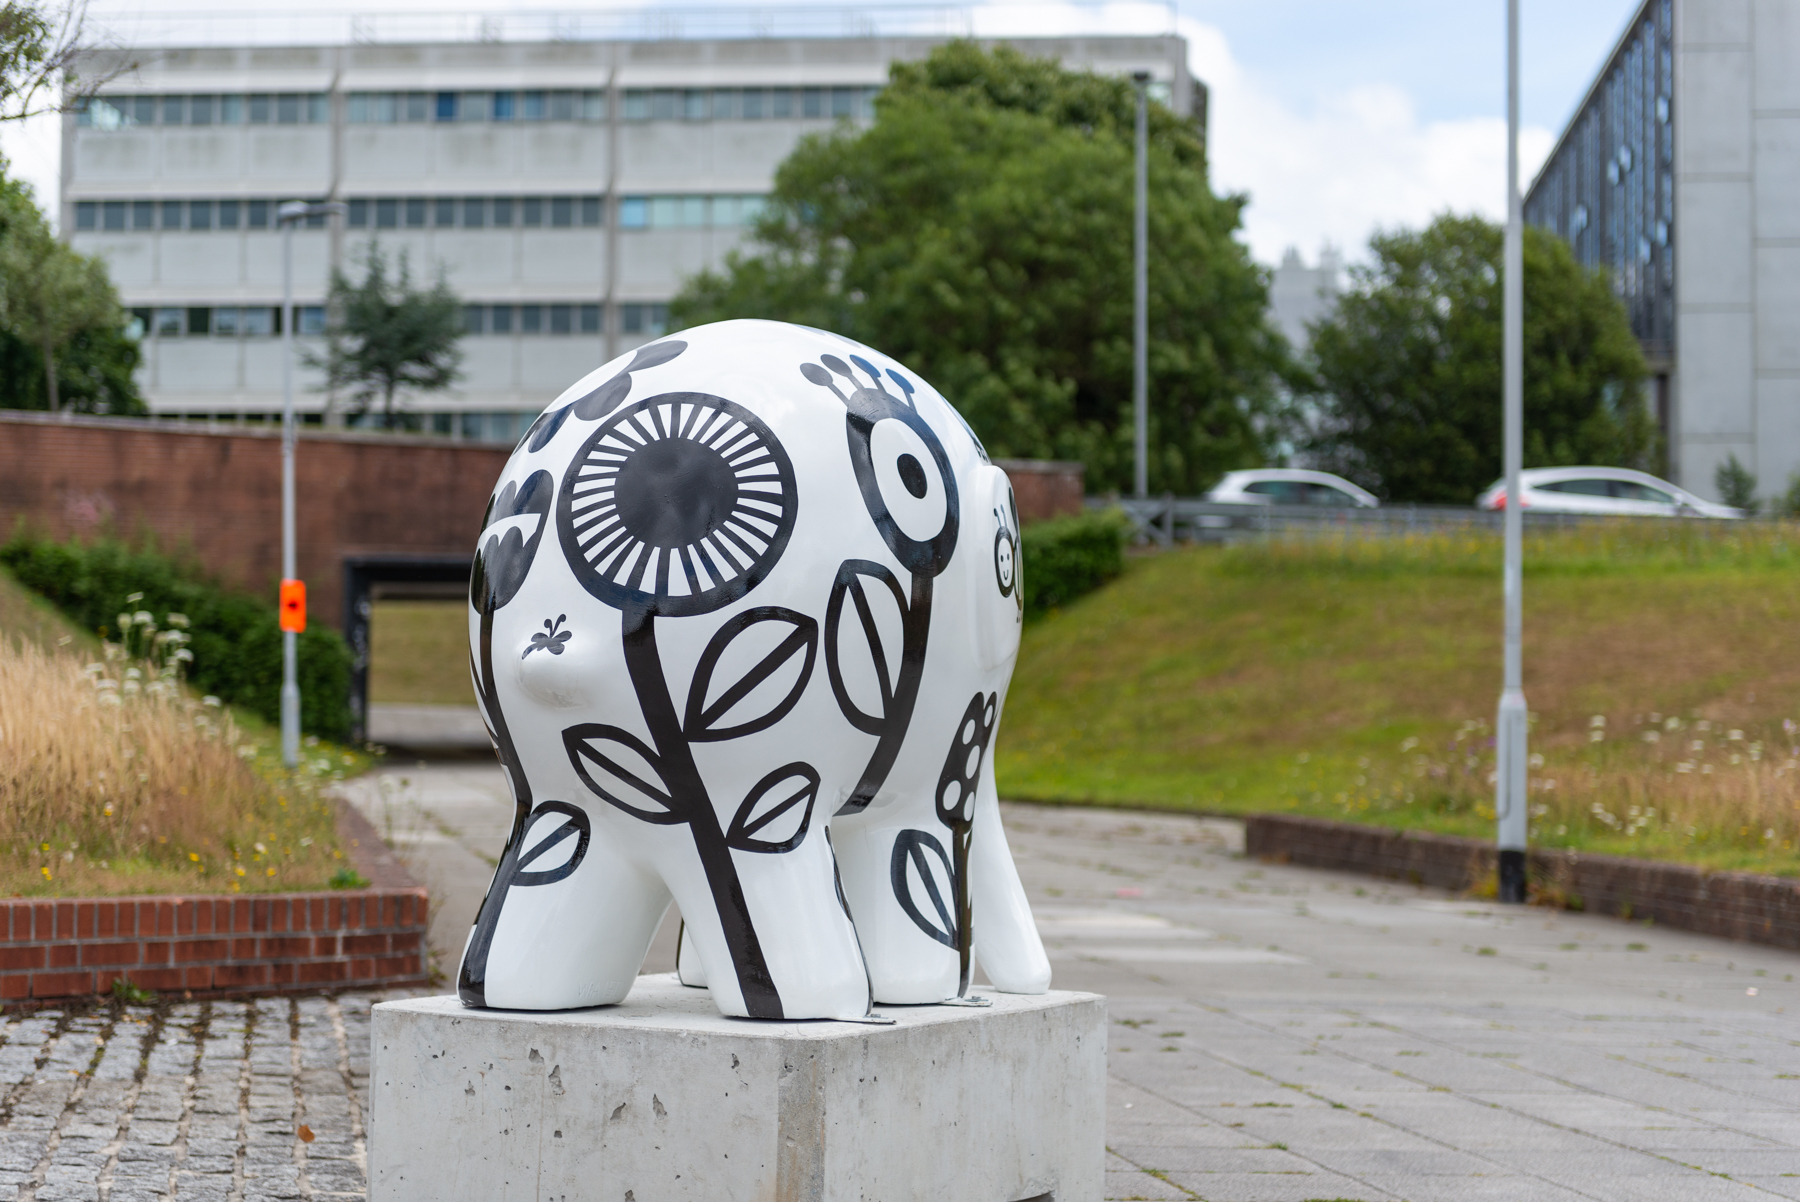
[998, 523, 1800, 875]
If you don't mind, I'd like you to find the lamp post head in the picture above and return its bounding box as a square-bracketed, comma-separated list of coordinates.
[1131, 70, 1151, 86]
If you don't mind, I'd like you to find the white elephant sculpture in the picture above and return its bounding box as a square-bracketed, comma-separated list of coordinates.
[458, 319, 1050, 1019]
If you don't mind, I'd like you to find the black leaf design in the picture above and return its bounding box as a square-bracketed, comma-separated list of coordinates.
[472, 470, 554, 615]
[522, 614, 571, 659]
[571, 373, 633, 421]
[823, 559, 906, 736]
[724, 763, 820, 854]
[890, 829, 957, 948]
[563, 723, 683, 824]
[511, 801, 592, 887]
[626, 339, 688, 372]
[523, 403, 575, 452]
[937, 692, 998, 829]
[683, 606, 817, 743]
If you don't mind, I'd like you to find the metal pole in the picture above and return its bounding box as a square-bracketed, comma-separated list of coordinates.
[1132, 71, 1150, 501]
[280, 206, 300, 769]
[1495, 0, 1528, 903]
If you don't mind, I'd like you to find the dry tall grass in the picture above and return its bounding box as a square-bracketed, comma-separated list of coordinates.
[0, 633, 345, 895]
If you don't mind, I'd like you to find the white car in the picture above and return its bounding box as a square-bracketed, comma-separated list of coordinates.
[1475, 467, 1743, 518]
[1205, 469, 1380, 509]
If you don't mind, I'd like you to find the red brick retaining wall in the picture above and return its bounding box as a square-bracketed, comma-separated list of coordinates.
[1245, 813, 1800, 951]
[0, 802, 429, 1004]
[994, 458, 1085, 523]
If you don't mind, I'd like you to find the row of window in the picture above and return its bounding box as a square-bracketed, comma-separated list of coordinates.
[77, 86, 881, 130]
[126, 302, 670, 339]
[80, 93, 328, 128]
[157, 411, 535, 444]
[74, 194, 767, 233]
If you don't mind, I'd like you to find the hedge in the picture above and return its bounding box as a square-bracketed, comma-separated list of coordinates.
[1019, 507, 1131, 616]
[0, 534, 354, 740]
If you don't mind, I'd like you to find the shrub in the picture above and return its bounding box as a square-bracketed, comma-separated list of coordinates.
[0, 534, 354, 739]
[1716, 453, 1759, 514]
[1019, 508, 1131, 616]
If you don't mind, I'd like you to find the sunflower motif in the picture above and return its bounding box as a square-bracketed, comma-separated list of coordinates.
[556, 392, 797, 617]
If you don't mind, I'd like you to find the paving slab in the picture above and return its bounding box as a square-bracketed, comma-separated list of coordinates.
[6, 763, 1800, 1201]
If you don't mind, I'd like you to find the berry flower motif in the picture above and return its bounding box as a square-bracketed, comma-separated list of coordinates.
[523, 614, 572, 659]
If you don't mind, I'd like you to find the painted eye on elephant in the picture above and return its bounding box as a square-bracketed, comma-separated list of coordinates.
[557, 393, 798, 617]
[870, 418, 951, 546]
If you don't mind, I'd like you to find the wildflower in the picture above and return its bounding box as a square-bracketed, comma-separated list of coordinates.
[1529, 753, 1545, 769]
[41, 867, 50, 880]
[166, 613, 189, 628]
[1590, 715, 1606, 729]
[1399, 737, 1418, 753]
[1590, 730, 1605, 743]
[203, 696, 221, 707]
[1642, 730, 1661, 744]
[125, 592, 144, 604]
[1690, 740, 1705, 753]
[235, 866, 246, 877]
[189, 853, 199, 862]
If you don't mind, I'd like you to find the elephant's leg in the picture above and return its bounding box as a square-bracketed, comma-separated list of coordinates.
[967, 774, 1050, 995]
[833, 814, 961, 1004]
[469, 834, 671, 1011]
[658, 832, 869, 1019]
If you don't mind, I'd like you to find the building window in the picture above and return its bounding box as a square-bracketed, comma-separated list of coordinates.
[277, 94, 302, 123]
[582, 90, 606, 120]
[404, 93, 429, 123]
[519, 305, 542, 334]
[623, 90, 649, 121]
[491, 92, 515, 121]
[464, 305, 485, 334]
[75, 202, 96, 230]
[522, 91, 545, 121]
[435, 92, 458, 122]
[493, 197, 514, 226]
[463, 197, 486, 228]
[551, 196, 573, 227]
[652, 89, 677, 120]
[299, 306, 326, 335]
[243, 307, 274, 337]
[215, 307, 239, 336]
[162, 95, 185, 125]
[248, 94, 272, 124]
[348, 198, 369, 227]
[579, 303, 601, 334]
[522, 197, 543, 227]
[247, 199, 269, 228]
[217, 199, 239, 228]
[160, 200, 184, 230]
[461, 91, 489, 122]
[220, 95, 243, 124]
[376, 198, 398, 228]
[742, 89, 764, 120]
[490, 305, 513, 333]
[621, 303, 668, 336]
[103, 201, 127, 231]
[308, 94, 328, 123]
[683, 89, 706, 120]
[405, 197, 427, 228]
[188, 200, 213, 230]
[549, 304, 572, 334]
[711, 88, 735, 119]
[186, 307, 211, 335]
[189, 94, 214, 125]
[620, 197, 647, 229]
[549, 90, 575, 121]
[830, 87, 852, 118]
[771, 89, 793, 119]
[581, 196, 601, 226]
[155, 308, 184, 336]
[802, 88, 824, 118]
[435, 197, 457, 227]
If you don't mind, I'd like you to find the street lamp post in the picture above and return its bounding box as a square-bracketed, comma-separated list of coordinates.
[277, 199, 346, 769]
[1131, 71, 1150, 501]
[1495, 0, 1529, 903]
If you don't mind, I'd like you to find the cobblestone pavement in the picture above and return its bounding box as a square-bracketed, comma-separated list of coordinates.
[10, 764, 1800, 1200]
[0, 993, 396, 1202]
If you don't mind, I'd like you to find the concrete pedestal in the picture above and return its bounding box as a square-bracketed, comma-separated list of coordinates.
[369, 974, 1104, 1202]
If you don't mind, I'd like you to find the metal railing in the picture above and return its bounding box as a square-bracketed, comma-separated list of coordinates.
[1089, 496, 1620, 545]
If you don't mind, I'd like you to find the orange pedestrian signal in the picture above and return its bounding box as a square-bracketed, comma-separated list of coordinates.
[279, 579, 306, 633]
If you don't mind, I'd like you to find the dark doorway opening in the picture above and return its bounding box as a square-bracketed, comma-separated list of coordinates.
[343, 554, 473, 743]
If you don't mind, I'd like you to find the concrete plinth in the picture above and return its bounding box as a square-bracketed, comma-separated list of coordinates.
[369, 975, 1104, 1202]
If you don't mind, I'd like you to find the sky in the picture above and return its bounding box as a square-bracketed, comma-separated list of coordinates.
[0, 0, 1643, 264]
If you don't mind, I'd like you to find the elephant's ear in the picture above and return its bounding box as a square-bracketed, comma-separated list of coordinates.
[683, 606, 817, 743]
[473, 470, 554, 613]
[563, 723, 682, 824]
[890, 829, 957, 948]
[724, 763, 819, 854]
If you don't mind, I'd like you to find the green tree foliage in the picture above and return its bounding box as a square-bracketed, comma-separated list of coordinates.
[0, 534, 355, 740]
[1306, 214, 1657, 503]
[1, 0, 95, 121]
[314, 241, 464, 428]
[671, 42, 1293, 494]
[0, 171, 144, 413]
[1019, 508, 1131, 616]
[1715, 454, 1758, 514]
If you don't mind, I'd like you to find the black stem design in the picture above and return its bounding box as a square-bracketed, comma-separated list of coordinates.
[618, 607, 784, 1017]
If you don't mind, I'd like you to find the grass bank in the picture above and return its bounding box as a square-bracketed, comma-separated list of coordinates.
[997, 521, 1800, 876]
[0, 565, 376, 896]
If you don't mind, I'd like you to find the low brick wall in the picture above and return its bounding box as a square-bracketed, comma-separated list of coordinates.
[0, 803, 429, 1003]
[1245, 813, 1800, 951]
[995, 458, 1085, 523]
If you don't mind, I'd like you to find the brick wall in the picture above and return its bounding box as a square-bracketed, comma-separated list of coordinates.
[0, 802, 429, 1004]
[0, 411, 509, 629]
[995, 459, 1085, 524]
[1245, 813, 1800, 951]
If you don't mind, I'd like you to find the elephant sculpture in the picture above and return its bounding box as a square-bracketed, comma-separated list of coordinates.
[458, 319, 1050, 1019]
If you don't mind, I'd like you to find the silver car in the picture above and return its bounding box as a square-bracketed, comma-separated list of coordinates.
[1205, 469, 1380, 509]
[1474, 466, 1743, 518]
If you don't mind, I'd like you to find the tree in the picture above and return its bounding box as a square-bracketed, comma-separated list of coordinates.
[1304, 214, 1657, 503]
[1716, 454, 1758, 514]
[0, 171, 139, 412]
[671, 42, 1295, 494]
[313, 242, 464, 428]
[3, 0, 128, 122]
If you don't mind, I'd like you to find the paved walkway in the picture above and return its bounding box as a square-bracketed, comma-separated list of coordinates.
[5, 762, 1799, 1200]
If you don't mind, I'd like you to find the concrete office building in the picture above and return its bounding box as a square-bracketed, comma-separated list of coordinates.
[65, 33, 1203, 442]
[1525, 0, 1800, 503]
[1267, 243, 1343, 353]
